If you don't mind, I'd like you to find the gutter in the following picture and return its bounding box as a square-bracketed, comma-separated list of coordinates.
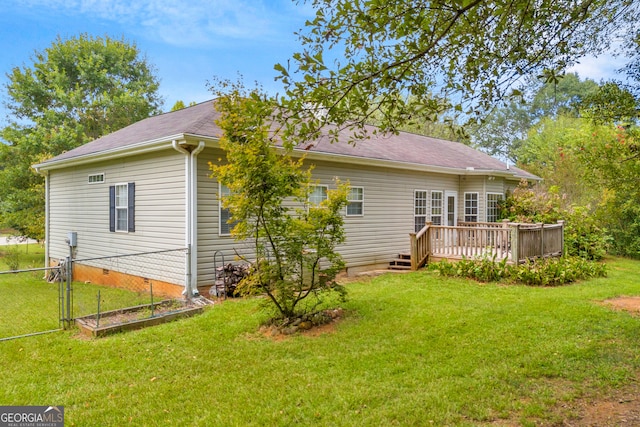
[172, 140, 205, 298]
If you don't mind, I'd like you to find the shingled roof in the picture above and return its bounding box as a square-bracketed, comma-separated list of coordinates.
[35, 99, 537, 180]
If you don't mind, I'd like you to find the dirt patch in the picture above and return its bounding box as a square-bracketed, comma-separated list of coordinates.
[257, 308, 345, 340]
[551, 297, 640, 426]
[602, 296, 640, 314]
[552, 379, 640, 426]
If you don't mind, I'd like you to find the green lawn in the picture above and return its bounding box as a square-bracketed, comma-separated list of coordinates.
[0, 244, 153, 338]
[1, 257, 640, 426]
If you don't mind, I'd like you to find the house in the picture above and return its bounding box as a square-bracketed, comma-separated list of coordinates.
[33, 100, 539, 297]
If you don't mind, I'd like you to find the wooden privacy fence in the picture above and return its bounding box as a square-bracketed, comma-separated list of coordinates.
[409, 220, 564, 270]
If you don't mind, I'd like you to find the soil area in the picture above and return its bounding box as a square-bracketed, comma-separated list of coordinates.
[541, 297, 640, 426]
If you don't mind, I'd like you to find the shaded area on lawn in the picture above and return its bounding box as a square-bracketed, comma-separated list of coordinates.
[1, 257, 640, 426]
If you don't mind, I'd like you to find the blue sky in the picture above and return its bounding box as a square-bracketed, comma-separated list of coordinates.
[0, 0, 629, 125]
[0, 0, 312, 122]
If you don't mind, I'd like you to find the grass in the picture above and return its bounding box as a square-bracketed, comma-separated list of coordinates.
[1, 257, 640, 426]
[0, 244, 153, 338]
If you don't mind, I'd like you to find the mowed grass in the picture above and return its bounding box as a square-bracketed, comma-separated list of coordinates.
[0, 244, 153, 338]
[1, 257, 640, 426]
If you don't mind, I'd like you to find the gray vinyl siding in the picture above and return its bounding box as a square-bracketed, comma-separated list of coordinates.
[48, 149, 186, 285]
[197, 149, 254, 284]
[196, 147, 463, 279]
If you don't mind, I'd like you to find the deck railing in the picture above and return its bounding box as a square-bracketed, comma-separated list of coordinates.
[408, 220, 565, 270]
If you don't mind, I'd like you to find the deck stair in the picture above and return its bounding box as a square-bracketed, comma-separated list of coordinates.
[389, 253, 412, 270]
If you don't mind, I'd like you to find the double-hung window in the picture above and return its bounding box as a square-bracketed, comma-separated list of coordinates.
[346, 187, 364, 216]
[486, 193, 504, 222]
[431, 191, 443, 225]
[414, 190, 428, 232]
[109, 183, 135, 232]
[464, 192, 479, 222]
[308, 185, 328, 206]
[219, 184, 238, 236]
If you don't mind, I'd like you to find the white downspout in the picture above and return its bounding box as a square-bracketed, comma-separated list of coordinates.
[172, 140, 205, 298]
[172, 140, 192, 296]
[189, 141, 205, 296]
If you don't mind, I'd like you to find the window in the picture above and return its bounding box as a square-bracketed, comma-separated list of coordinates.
[219, 184, 237, 236]
[109, 183, 135, 232]
[308, 185, 328, 206]
[486, 193, 504, 222]
[346, 187, 364, 216]
[88, 173, 105, 184]
[464, 192, 479, 222]
[414, 190, 428, 232]
[431, 191, 443, 225]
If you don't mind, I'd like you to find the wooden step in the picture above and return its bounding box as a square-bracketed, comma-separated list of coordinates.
[389, 253, 412, 270]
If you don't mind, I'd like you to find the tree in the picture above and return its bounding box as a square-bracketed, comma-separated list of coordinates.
[0, 34, 163, 239]
[209, 82, 348, 322]
[170, 100, 197, 111]
[467, 73, 602, 162]
[276, 0, 638, 142]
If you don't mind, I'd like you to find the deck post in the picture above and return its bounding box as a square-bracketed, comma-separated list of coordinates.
[537, 222, 544, 258]
[410, 232, 417, 271]
[512, 224, 520, 263]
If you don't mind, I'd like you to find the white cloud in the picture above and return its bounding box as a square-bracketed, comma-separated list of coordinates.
[567, 53, 627, 82]
[16, 0, 298, 47]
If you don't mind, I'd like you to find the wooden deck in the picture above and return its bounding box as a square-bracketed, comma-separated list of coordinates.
[405, 220, 564, 270]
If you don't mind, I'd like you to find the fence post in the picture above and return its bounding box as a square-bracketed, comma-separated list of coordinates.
[65, 255, 72, 329]
[558, 220, 565, 256]
[185, 244, 193, 302]
[537, 222, 544, 259]
[511, 224, 520, 263]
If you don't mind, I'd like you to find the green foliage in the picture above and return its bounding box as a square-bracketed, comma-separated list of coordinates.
[276, 1, 637, 143]
[209, 82, 348, 321]
[513, 257, 607, 286]
[501, 181, 610, 260]
[0, 34, 163, 239]
[430, 255, 607, 286]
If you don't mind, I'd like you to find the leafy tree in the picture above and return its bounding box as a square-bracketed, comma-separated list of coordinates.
[276, 0, 638, 142]
[502, 181, 610, 260]
[209, 82, 348, 322]
[468, 73, 600, 162]
[0, 34, 163, 239]
[170, 100, 197, 111]
[577, 125, 640, 257]
[579, 82, 639, 125]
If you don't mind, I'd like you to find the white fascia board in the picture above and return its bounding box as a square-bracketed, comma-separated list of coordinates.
[32, 134, 202, 172]
[292, 149, 520, 179]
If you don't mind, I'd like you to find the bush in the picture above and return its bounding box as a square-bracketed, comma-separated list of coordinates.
[430, 256, 606, 286]
[1, 245, 21, 271]
[563, 206, 611, 261]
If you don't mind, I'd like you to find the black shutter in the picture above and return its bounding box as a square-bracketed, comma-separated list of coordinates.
[109, 186, 116, 232]
[128, 182, 135, 232]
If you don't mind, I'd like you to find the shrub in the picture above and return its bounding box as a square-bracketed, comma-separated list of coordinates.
[430, 256, 606, 286]
[1, 244, 21, 271]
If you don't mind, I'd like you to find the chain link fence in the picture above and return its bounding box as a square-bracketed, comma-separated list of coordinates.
[1, 246, 189, 341]
[70, 248, 189, 319]
[0, 265, 64, 341]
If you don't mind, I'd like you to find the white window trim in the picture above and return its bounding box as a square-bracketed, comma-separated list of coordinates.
[88, 173, 105, 184]
[346, 186, 364, 217]
[218, 183, 234, 237]
[308, 184, 329, 208]
[486, 192, 504, 222]
[414, 189, 428, 232]
[430, 190, 443, 225]
[114, 182, 129, 232]
[464, 192, 479, 222]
